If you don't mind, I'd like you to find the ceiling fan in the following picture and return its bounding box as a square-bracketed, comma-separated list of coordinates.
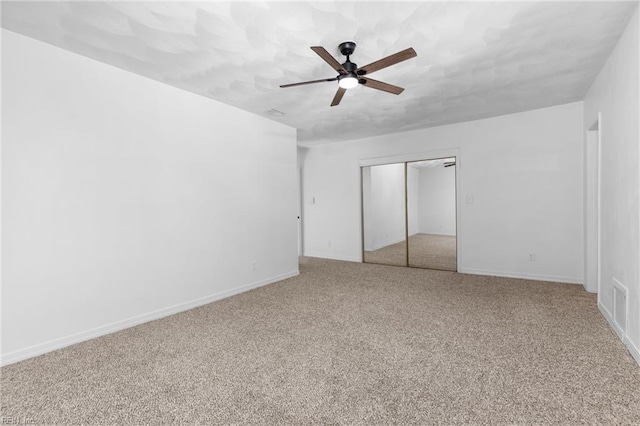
[280, 41, 417, 106]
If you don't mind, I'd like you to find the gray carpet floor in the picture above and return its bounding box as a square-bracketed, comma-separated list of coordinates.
[409, 233, 456, 271]
[364, 233, 457, 271]
[2, 257, 640, 424]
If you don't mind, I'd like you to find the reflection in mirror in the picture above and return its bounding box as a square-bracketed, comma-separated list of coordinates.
[362, 163, 407, 266]
[406, 158, 457, 271]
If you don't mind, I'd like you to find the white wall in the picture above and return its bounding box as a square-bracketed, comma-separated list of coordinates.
[416, 164, 457, 236]
[362, 163, 406, 251]
[301, 102, 584, 284]
[583, 7, 640, 363]
[407, 166, 420, 237]
[1, 31, 299, 365]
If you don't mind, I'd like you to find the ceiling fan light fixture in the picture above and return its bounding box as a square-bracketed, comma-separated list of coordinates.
[280, 43, 417, 106]
[338, 74, 359, 89]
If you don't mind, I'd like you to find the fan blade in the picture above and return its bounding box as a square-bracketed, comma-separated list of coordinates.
[356, 48, 417, 76]
[331, 87, 347, 106]
[359, 77, 404, 95]
[280, 77, 338, 88]
[311, 46, 347, 73]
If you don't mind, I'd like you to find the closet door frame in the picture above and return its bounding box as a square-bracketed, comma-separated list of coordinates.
[359, 148, 462, 270]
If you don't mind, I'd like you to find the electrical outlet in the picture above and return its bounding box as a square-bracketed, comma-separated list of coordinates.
[251, 261, 257, 271]
[529, 253, 536, 262]
[328, 240, 332, 248]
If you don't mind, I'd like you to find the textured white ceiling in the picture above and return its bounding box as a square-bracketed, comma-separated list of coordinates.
[2, 2, 636, 146]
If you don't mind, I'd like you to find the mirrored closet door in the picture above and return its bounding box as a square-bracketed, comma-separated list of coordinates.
[361, 163, 407, 267]
[406, 158, 457, 271]
[361, 157, 457, 271]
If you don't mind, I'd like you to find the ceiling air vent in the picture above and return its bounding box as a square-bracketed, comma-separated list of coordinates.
[266, 109, 285, 117]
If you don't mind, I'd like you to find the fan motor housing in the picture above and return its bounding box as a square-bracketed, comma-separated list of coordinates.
[342, 61, 357, 72]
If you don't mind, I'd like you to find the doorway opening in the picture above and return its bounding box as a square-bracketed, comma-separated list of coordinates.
[584, 118, 600, 294]
[361, 157, 457, 271]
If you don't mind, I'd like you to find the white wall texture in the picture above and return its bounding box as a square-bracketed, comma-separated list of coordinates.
[407, 166, 420, 237]
[415, 164, 457, 236]
[583, 7, 640, 363]
[301, 102, 584, 283]
[1, 31, 299, 365]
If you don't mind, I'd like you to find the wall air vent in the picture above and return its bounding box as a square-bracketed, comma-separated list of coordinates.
[613, 278, 627, 336]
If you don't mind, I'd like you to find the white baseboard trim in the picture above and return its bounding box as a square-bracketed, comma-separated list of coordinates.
[599, 301, 624, 339]
[625, 337, 640, 365]
[302, 252, 361, 263]
[418, 231, 456, 237]
[366, 236, 406, 252]
[1, 270, 299, 367]
[598, 301, 640, 366]
[458, 267, 582, 284]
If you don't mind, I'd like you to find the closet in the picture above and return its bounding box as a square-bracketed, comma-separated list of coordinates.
[361, 157, 457, 271]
